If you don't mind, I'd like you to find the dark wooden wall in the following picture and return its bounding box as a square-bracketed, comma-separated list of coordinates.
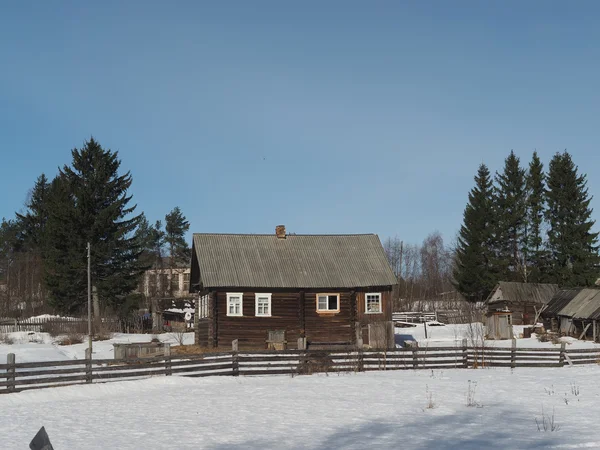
[215, 291, 302, 349]
[204, 287, 393, 350]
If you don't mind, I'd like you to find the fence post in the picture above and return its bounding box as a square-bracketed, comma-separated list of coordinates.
[462, 338, 468, 368]
[7, 353, 15, 392]
[232, 339, 239, 377]
[412, 346, 418, 369]
[357, 348, 364, 372]
[510, 338, 516, 369]
[559, 342, 566, 367]
[85, 348, 92, 384]
[164, 344, 172, 376]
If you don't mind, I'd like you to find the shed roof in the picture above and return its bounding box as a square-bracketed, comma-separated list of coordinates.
[557, 288, 600, 320]
[542, 288, 583, 318]
[191, 233, 398, 289]
[487, 282, 559, 305]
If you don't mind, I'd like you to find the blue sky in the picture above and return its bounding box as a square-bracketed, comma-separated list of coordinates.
[1, 1, 600, 246]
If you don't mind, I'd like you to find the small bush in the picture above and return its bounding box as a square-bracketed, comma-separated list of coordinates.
[535, 406, 560, 432]
[0, 333, 15, 345]
[57, 333, 85, 346]
[425, 384, 436, 409]
[93, 331, 111, 341]
[466, 380, 480, 407]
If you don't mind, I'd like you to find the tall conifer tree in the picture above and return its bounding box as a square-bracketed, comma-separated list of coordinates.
[494, 151, 527, 281]
[524, 151, 547, 282]
[16, 173, 51, 250]
[44, 138, 146, 314]
[545, 151, 599, 286]
[453, 164, 498, 302]
[164, 207, 190, 265]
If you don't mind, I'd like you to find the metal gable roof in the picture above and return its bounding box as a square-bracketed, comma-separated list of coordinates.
[192, 233, 398, 289]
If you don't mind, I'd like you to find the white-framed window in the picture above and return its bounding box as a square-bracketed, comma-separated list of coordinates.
[198, 294, 209, 319]
[316, 293, 340, 312]
[255, 293, 272, 317]
[227, 293, 243, 317]
[365, 292, 382, 314]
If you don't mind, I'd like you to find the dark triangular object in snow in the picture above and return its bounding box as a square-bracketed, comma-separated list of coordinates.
[29, 426, 54, 450]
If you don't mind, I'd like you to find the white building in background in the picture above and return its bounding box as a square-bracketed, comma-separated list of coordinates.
[138, 267, 193, 299]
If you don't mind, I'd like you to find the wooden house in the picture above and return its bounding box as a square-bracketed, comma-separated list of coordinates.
[556, 288, 600, 340]
[486, 282, 559, 325]
[189, 226, 398, 350]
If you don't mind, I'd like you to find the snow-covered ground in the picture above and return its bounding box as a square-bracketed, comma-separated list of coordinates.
[0, 331, 195, 363]
[395, 322, 600, 349]
[2, 322, 600, 366]
[2, 366, 600, 449]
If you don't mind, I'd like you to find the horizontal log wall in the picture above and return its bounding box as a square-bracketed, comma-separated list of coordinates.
[1, 345, 598, 394]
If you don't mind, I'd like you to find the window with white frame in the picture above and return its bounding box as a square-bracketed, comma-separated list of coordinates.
[255, 293, 272, 317]
[365, 293, 382, 313]
[316, 293, 340, 312]
[198, 295, 209, 319]
[227, 293, 243, 316]
[183, 273, 190, 292]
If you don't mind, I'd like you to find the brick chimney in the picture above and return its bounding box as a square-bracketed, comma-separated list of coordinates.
[275, 225, 286, 239]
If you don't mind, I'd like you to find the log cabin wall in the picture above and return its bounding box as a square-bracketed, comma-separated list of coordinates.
[210, 287, 393, 349]
[355, 289, 393, 346]
[303, 290, 353, 346]
[214, 290, 303, 349]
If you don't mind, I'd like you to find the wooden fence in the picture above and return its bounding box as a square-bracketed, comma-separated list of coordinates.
[0, 317, 122, 335]
[2, 342, 600, 394]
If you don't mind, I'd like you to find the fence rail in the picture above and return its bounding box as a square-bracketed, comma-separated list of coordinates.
[2, 341, 599, 394]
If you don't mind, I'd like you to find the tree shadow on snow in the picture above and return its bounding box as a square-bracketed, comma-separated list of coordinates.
[395, 333, 415, 347]
[207, 408, 559, 450]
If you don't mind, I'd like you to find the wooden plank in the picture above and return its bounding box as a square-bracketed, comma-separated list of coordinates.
[92, 362, 171, 373]
[93, 369, 169, 380]
[169, 365, 233, 375]
[12, 367, 91, 378]
[579, 323, 592, 340]
[10, 360, 88, 369]
[0, 374, 88, 388]
[237, 369, 299, 376]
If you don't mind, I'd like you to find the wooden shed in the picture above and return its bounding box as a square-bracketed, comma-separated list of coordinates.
[540, 288, 583, 332]
[486, 282, 559, 325]
[556, 288, 600, 341]
[485, 309, 513, 340]
[190, 226, 398, 350]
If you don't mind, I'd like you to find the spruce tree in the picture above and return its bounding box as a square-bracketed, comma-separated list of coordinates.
[453, 164, 498, 302]
[136, 213, 165, 268]
[43, 176, 84, 313]
[44, 138, 146, 314]
[545, 151, 600, 286]
[16, 173, 50, 250]
[524, 151, 547, 282]
[165, 207, 190, 265]
[494, 151, 527, 281]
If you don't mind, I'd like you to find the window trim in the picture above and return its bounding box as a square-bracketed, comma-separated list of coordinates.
[365, 292, 382, 314]
[316, 293, 340, 313]
[226, 292, 244, 317]
[255, 293, 272, 317]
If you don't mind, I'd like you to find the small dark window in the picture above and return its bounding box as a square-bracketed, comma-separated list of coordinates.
[317, 294, 340, 312]
[328, 295, 338, 310]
